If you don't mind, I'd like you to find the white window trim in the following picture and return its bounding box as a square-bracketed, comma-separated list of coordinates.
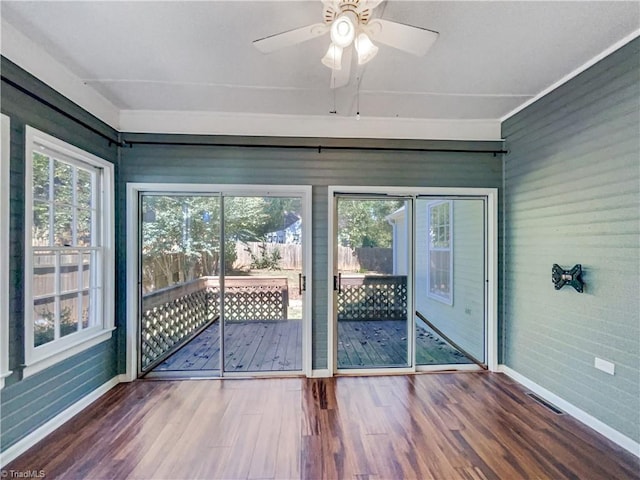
[426, 200, 453, 305]
[1, 114, 12, 388]
[23, 126, 115, 378]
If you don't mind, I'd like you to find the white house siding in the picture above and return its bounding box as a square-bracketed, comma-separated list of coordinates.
[415, 199, 485, 362]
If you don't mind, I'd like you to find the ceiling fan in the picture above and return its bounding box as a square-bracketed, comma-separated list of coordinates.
[253, 0, 439, 89]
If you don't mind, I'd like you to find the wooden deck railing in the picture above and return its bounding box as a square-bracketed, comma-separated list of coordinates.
[140, 276, 289, 371]
[140, 274, 407, 371]
[338, 275, 407, 321]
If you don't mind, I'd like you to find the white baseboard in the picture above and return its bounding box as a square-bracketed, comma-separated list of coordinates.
[311, 369, 332, 378]
[0, 375, 123, 467]
[499, 365, 640, 458]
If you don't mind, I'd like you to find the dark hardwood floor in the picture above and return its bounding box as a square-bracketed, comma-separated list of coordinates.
[5, 373, 638, 479]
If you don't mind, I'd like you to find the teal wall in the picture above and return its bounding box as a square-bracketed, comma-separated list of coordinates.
[501, 38, 640, 442]
[119, 134, 503, 369]
[0, 58, 120, 452]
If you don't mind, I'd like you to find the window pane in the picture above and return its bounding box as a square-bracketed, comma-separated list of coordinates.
[82, 253, 91, 289]
[60, 295, 79, 337]
[34, 299, 55, 347]
[33, 251, 55, 297]
[60, 253, 80, 293]
[54, 204, 73, 246]
[76, 169, 92, 206]
[83, 252, 97, 329]
[32, 152, 50, 200]
[81, 291, 90, 329]
[53, 159, 73, 205]
[32, 202, 50, 247]
[77, 208, 92, 247]
[430, 251, 450, 297]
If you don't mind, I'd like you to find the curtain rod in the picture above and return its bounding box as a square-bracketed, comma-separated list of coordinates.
[1, 75, 125, 148]
[124, 140, 507, 156]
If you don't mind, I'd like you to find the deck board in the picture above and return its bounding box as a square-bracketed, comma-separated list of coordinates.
[153, 319, 471, 374]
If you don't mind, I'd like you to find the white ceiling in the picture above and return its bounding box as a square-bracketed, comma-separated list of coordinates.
[1, 1, 638, 139]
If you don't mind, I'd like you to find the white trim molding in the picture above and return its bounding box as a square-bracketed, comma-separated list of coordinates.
[499, 365, 640, 458]
[0, 375, 125, 467]
[120, 110, 502, 141]
[0, 114, 11, 389]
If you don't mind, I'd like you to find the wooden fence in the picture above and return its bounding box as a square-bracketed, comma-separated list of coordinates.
[235, 242, 392, 273]
[142, 242, 393, 292]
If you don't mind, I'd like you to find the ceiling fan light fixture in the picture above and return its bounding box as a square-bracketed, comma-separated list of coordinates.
[330, 12, 357, 48]
[355, 32, 378, 65]
[321, 43, 343, 70]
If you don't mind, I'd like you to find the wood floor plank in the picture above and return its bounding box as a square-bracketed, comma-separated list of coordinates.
[5, 374, 638, 480]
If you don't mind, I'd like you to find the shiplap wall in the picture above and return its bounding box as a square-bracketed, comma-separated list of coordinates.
[0, 58, 120, 452]
[502, 38, 640, 442]
[119, 135, 503, 369]
[415, 199, 485, 361]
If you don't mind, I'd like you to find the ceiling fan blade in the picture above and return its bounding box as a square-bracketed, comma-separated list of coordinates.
[253, 23, 328, 54]
[330, 46, 352, 89]
[367, 19, 439, 56]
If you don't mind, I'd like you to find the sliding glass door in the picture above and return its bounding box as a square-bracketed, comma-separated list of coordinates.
[414, 197, 486, 366]
[223, 196, 304, 373]
[139, 194, 222, 375]
[137, 188, 309, 378]
[332, 189, 491, 373]
[334, 196, 412, 369]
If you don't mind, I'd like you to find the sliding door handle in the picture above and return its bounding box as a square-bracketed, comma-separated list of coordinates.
[298, 273, 306, 294]
[333, 273, 342, 293]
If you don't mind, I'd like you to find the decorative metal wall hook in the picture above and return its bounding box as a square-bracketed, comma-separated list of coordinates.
[552, 264, 584, 293]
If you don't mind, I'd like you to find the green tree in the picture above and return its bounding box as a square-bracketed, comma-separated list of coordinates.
[337, 199, 404, 248]
[141, 196, 285, 290]
[261, 197, 301, 234]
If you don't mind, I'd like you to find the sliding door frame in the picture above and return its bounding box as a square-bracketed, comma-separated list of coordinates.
[125, 183, 313, 380]
[327, 186, 498, 375]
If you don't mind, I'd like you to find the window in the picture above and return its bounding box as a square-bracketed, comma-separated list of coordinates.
[427, 201, 453, 305]
[1, 114, 11, 388]
[24, 126, 114, 376]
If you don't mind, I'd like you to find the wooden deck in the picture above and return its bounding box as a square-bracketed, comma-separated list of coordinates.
[7, 374, 638, 479]
[338, 320, 472, 368]
[152, 319, 471, 374]
[153, 320, 302, 373]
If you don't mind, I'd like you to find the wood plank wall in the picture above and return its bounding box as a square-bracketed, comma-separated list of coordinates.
[0, 57, 120, 452]
[118, 136, 503, 370]
[501, 37, 640, 443]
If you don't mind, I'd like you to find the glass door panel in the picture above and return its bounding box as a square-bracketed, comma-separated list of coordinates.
[139, 194, 221, 375]
[414, 198, 486, 366]
[335, 197, 411, 369]
[223, 196, 304, 373]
